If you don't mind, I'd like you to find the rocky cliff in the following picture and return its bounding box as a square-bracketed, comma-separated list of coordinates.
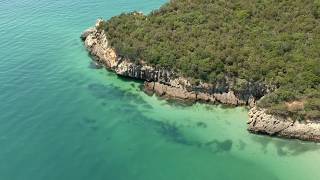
[81, 19, 267, 105]
[81, 19, 320, 142]
[248, 107, 320, 142]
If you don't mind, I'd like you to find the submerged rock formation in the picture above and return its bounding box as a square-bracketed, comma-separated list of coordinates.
[81, 19, 320, 142]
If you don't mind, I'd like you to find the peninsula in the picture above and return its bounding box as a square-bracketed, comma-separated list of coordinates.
[81, 0, 320, 142]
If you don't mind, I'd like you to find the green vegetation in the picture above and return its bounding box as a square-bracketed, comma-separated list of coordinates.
[104, 0, 320, 120]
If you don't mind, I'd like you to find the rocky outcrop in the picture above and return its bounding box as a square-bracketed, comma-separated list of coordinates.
[248, 107, 320, 142]
[81, 19, 319, 142]
[82, 19, 267, 106]
[144, 82, 197, 101]
[82, 19, 175, 83]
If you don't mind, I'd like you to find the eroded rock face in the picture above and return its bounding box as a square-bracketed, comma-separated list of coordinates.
[214, 91, 246, 105]
[81, 20, 266, 106]
[82, 23, 174, 82]
[145, 82, 197, 101]
[248, 107, 320, 142]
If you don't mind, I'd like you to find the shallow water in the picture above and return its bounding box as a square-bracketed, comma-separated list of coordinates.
[0, 0, 319, 180]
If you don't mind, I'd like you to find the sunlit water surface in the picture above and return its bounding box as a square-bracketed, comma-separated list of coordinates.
[0, 0, 319, 180]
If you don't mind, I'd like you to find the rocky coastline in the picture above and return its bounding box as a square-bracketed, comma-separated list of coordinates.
[81, 19, 320, 142]
[248, 107, 320, 142]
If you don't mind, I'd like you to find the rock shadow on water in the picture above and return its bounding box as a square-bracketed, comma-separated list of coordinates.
[88, 61, 103, 69]
[167, 99, 195, 107]
[116, 75, 144, 84]
[130, 83, 136, 88]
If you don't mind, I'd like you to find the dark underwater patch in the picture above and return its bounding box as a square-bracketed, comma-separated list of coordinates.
[224, 120, 231, 126]
[90, 126, 99, 131]
[120, 106, 233, 150]
[123, 110, 194, 146]
[88, 83, 119, 97]
[251, 135, 320, 156]
[196, 121, 207, 128]
[116, 75, 144, 84]
[157, 122, 193, 145]
[163, 98, 194, 108]
[141, 104, 153, 110]
[87, 83, 148, 105]
[274, 140, 320, 157]
[238, 140, 247, 151]
[87, 83, 238, 152]
[81, 117, 99, 131]
[87, 83, 122, 99]
[205, 139, 233, 153]
[83, 117, 97, 124]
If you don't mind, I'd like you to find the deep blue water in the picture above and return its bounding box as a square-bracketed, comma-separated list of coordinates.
[0, 1, 320, 180]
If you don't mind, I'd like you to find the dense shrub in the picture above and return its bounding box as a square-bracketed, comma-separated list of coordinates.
[104, 0, 320, 120]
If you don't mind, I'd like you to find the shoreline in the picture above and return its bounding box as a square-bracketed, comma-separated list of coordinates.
[81, 19, 320, 142]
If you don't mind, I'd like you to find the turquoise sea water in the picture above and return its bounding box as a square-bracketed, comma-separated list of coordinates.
[0, 0, 320, 179]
